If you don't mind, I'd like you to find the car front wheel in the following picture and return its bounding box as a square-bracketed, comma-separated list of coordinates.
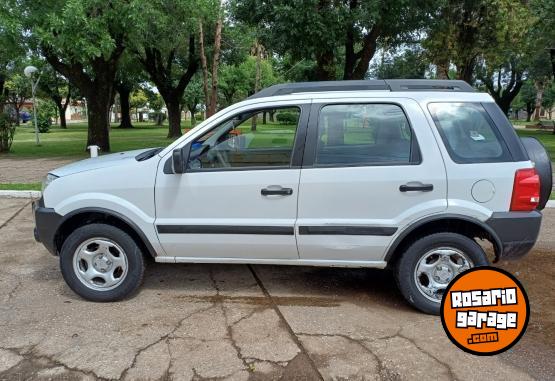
[59, 223, 145, 302]
[395, 232, 488, 315]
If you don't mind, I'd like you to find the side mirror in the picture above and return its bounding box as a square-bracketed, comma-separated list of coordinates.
[172, 143, 192, 174]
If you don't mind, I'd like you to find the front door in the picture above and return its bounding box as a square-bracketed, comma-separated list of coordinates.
[155, 103, 308, 260]
[296, 99, 448, 263]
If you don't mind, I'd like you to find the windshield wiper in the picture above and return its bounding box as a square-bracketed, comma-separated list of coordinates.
[135, 147, 163, 161]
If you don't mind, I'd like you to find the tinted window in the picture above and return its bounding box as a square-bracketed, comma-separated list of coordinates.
[188, 107, 300, 170]
[315, 104, 413, 166]
[428, 103, 511, 163]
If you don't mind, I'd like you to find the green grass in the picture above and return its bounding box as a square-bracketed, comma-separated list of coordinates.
[0, 183, 41, 190]
[3, 122, 191, 158]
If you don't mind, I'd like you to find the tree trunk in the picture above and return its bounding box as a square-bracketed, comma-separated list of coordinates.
[118, 87, 133, 129]
[526, 102, 533, 122]
[207, 14, 223, 117]
[14, 107, 20, 126]
[190, 109, 196, 126]
[532, 81, 544, 121]
[435, 59, 450, 79]
[251, 42, 263, 131]
[86, 94, 111, 152]
[315, 50, 336, 81]
[57, 102, 67, 128]
[166, 100, 182, 138]
[199, 22, 210, 118]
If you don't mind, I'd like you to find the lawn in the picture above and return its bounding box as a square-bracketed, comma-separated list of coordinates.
[0, 182, 41, 190]
[3, 122, 188, 158]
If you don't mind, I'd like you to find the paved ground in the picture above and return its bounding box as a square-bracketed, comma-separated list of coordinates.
[0, 158, 74, 183]
[0, 198, 553, 381]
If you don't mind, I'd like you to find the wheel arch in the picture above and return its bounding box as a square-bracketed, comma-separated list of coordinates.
[54, 208, 157, 259]
[384, 214, 502, 265]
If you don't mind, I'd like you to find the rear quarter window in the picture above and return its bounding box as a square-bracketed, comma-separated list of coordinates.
[428, 103, 512, 163]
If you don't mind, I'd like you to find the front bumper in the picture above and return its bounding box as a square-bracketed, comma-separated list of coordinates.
[486, 210, 542, 260]
[33, 197, 62, 256]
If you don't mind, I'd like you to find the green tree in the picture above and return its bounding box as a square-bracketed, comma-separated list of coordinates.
[182, 75, 204, 126]
[145, 89, 165, 126]
[369, 47, 429, 79]
[424, 0, 531, 85]
[130, 89, 149, 123]
[512, 81, 536, 122]
[0, 14, 24, 112]
[218, 64, 249, 107]
[231, 0, 435, 80]
[38, 64, 72, 128]
[3, 73, 30, 126]
[131, 1, 216, 138]
[3, 0, 138, 151]
[541, 83, 555, 120]
[114, 53, 146, 129]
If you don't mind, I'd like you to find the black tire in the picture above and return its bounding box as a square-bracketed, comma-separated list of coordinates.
[60, 223, 145, 302]
[395, 232, 488, 315]
[520, 137, 552, 210]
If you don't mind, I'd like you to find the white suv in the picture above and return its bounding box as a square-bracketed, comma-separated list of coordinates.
[33, 80, 551, 314]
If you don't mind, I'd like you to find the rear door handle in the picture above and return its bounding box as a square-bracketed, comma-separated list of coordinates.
[399, 183, 434, 192]
[261, 186, 293, 196]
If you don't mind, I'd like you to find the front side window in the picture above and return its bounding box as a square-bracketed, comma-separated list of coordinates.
[315, 104, 414, 166]
[188, 107, 300, 170]
[428, 103, 511, 163]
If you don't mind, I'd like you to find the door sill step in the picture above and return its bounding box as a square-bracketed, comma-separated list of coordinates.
[155, 256, 387, 268]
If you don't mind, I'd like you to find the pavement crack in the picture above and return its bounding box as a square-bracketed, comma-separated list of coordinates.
[6, 280, 22, 301]
[208, 267, 251, 371]
[397, 332, 457, 380]
[119, 304, 215, 380]
[0, 345, 106, 380]
[247, 265, 324, 381]
[296, 332, 396, 380]
[0, 200, 31, 230]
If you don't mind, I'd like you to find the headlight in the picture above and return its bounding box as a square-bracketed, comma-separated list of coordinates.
[42, 173, 59, 192]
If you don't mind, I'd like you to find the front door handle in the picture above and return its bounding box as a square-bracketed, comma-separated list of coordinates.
[399, 183, 434, 192]
[261, 186, 293, 196]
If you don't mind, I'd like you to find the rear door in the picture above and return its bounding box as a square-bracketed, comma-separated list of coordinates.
[296, 98, 447, 263]
[155, 101, 309, 261]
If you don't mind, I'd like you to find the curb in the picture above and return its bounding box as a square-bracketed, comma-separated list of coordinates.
[1, 190, 555, 208]
[0, 190, 42, 198]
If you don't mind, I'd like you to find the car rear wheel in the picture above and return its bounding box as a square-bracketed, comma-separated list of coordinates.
[60, 223, 145, 302]
[395, 232, 488, 315]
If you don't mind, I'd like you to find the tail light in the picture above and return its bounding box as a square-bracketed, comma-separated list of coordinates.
[510, 168, 540, 211]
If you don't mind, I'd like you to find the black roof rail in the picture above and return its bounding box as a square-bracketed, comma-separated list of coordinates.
[247, 79, 474, 99]
[384, 79, 474, 92]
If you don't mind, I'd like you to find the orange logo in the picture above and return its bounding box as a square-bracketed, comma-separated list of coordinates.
[440, 267, 529, 355]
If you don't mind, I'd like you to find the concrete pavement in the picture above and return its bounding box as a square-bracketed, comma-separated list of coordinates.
[0, 198, 553, 380]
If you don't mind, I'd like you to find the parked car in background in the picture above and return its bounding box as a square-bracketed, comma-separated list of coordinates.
[33, 80, 551, 314]
[20, 111, 31, 123]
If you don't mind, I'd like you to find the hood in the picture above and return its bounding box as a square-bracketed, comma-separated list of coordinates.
[51, 148, 155, 177]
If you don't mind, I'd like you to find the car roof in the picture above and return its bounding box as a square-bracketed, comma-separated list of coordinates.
[248, 80, 474, 100]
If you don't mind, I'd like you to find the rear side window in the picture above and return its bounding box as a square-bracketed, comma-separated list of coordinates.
[315, 104, 415, 166]
[428, 103, 511, 163]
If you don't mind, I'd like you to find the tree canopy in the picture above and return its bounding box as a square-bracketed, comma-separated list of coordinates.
[0, 0, 554, 153]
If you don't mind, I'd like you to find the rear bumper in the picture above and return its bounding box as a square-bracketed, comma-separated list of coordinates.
[486, 211, 542, 260]
[33, 197, 62, 256]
